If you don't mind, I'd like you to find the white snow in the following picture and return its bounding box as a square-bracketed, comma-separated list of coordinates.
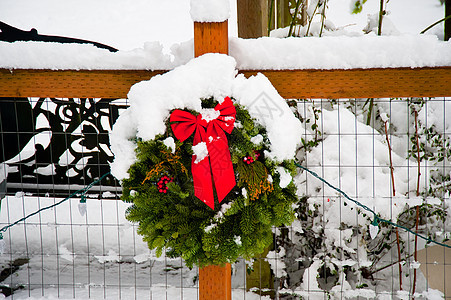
[163, 137, 176, 153]
[232, 73, 303, 161]
[363, 14, 401, 35]
[250, 134, 263, 145]
[234, 235, 242, 246]
[0, 41, 178, 70]
[0, 163, 10, 182]
[190, 0, 230, 22]
[266, 248, 287, 278]
[1, 34, 450, 70]
[192, 141, 209, 164]
[229, 35, 451, 70]
[95, 249, 121, 264]
[275, 167, 292, 188]
[369, 222, 379, 239]
[200, 108, 221, 122]
[110, 54, 303, 179]
[327, 0, 444, 38]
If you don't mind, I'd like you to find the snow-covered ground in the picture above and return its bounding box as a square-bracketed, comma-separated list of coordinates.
[0, 195, 265, 300]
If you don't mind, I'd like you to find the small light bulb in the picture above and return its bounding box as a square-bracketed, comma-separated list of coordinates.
[0, 233, 5, 255]
[369, 218, 379, 240]
[78, 196, 87, 216]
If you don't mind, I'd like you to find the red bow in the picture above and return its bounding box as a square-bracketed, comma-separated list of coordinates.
[170, 97, 236, 209]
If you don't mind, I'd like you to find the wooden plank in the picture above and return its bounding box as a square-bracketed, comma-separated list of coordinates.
[417, 241, 451, 297]
[0, 69, 165, 98]
[237, 0, 268, 38]
[194, 21, 232, 300]
[199, 264, 232, 300]
[194, 21, 228, 57]
[240, 67, 451, 99]
[1, 67, 450, 99]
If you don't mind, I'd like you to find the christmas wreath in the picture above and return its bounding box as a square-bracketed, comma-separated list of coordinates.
[111, 54, 303, 267]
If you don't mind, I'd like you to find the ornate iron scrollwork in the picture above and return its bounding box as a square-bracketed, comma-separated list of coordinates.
[0, 97, 128, 195]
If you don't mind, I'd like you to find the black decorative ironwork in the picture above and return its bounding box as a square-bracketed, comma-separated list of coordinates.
[0, 97, 128, 196]
[0, 21, 118, 52]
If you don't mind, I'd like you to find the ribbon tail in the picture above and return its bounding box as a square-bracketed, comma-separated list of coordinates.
[208, 131, 236, 203]
[192, 156, 215, 209]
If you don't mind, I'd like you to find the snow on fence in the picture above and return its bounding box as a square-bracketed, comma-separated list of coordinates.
[0, 21, 450, 300]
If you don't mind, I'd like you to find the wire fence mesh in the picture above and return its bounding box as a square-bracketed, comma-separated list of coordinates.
[0, 96, 449, 299]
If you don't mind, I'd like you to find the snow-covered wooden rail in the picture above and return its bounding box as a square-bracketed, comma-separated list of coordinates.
[1, 66, 451, 99]
[1, 19, 450, 99]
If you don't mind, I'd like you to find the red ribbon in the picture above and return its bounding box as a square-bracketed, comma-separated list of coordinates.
[170, 97, 236, 209]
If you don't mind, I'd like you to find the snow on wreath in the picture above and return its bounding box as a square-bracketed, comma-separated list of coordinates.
[110, 54, 304, 267]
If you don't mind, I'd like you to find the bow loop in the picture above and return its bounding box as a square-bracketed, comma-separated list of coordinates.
[170, 110, 197, 142]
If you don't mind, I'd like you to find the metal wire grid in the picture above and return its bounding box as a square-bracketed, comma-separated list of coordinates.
[291, 97, 450, 299]
[0, 97, 449, 299]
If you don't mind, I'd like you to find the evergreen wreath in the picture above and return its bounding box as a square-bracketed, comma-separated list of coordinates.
[121, 95, 298, 268]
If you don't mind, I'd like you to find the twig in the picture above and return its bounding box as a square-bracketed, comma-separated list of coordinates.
[268, 0, 275, 36]
[365, 98, 374, 126]
[420, 15, 451, 34]
[288, 0, 303, 37]
[377, 0, 384, 36]
[414, 110, 421, 197]
[412, 206, 420, 297]
[384, 121, 396, 196]
[371, 253, 414, 275]
[319, 0, 327, 37]
[395, 228, 403, 290]
[305, 1, 320, 36]
[384, 120, 402, 289]
[412, 108, 421, 297]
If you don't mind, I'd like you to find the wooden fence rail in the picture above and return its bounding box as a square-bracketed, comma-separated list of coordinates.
[1, 67, 450, 99]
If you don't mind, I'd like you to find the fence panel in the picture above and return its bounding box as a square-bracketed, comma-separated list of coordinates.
[1, 95, 450, 299]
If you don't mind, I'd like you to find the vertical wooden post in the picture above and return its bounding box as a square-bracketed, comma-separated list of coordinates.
[194, 20, 231, 300]
[237, 0, 269, 38]
[194, 21, 229, 57]
[199, 264, 232, 300]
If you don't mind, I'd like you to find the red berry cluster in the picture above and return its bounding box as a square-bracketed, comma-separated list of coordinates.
[157, 175, 173, 193]
[243, 151, 261, 165]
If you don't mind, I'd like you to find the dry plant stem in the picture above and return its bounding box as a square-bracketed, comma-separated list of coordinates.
[414, 110, 421, 196]
[384, 121, 396, 196]
[378, 0, 384, 36]
[395, 228, 403, 290]
[288, 0, 303, 37]
[412, 109, 421, 297]
[412, 206, 420, 297]
[319, 0, 327, 37]
[305, 1, 320, 36]
[384, 120, 402, 290]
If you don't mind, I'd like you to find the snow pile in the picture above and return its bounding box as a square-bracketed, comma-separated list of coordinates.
[190, 0, 230, 22]
[0, 41, 181, 70]
[1, 34, 450, 70]
[0, 194, 266, 300]
[363, 14, 401, 35]
[230, 34, 451, 70]
[110, 54, 303, 180]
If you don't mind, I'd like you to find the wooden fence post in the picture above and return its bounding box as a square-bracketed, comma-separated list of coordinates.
[237, 0, 268, 38]
[199, 264, 232, 300]
[194, 21, 228, 57]
[194, 20, 232, 300]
